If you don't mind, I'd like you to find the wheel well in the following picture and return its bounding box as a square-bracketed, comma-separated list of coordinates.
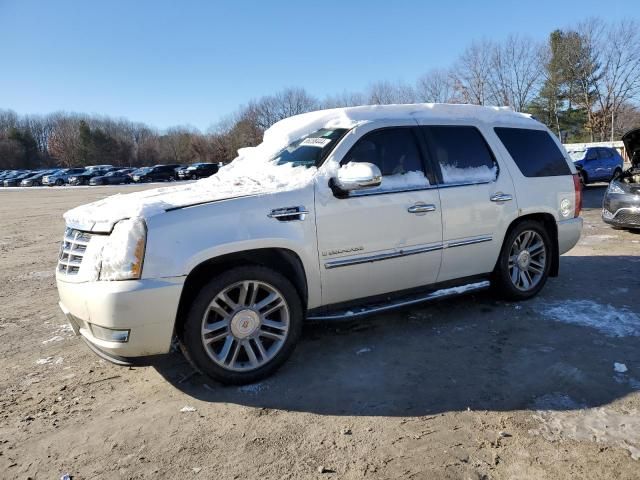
[502, 213, 560, 277]
[174, 248, 308, 335]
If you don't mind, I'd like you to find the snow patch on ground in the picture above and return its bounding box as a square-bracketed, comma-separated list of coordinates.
[535, 300, 640, 337]
[533, 407, 640, 460]
[237, 382, 269, 394]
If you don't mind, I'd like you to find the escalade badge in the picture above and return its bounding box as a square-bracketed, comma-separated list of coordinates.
[321, 246, 364, 257]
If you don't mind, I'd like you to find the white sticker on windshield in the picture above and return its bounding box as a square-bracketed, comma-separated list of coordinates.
[300, 137, 332, 148]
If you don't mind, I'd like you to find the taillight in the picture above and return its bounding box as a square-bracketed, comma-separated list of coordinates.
[572, 173, 582, 217]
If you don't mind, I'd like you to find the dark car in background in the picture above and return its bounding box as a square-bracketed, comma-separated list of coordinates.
[567, 146, 624, 186]
[20, 169, 62, 187]
[43, 168, 88, 186]
[178, 162, 220, 180]
[89, 168, 135, 185]
[131, 164, 181, 182]
[602, 129, 640, 230]
[68, 167, 116, 186]
[3, 171, 35, 187]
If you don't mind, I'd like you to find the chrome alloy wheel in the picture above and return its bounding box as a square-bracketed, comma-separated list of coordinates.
[508, 230, 547, 291]
[201, 280, 290, 372]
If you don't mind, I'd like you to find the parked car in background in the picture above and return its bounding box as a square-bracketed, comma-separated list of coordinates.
[20, 169, 61, 187]
[131, 164, 181, 182]
[43, 168, 88, 186]
[3, 171, 35, 187]
[602, 128, 640, 230]
[55, 104, 582, 385]
[0, 170, 26, 182]
[89, 168, 135, 185]
[178, 162, 220, 180]
[68, 167, 116, 186]
[567, 146, 624, 186]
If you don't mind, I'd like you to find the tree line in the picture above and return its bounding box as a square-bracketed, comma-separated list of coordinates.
[2, 17, 639, 171]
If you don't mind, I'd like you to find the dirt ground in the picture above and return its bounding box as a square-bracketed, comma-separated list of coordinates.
[0, 183, 639, 479]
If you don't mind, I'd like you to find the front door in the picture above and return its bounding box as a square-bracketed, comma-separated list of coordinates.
[315, 123, 443, 306]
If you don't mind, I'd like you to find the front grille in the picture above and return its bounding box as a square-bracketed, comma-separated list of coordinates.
[615, 210, 640, 226]
[58, 228, 92, 275]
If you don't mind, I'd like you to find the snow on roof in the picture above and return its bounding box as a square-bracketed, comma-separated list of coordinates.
[63, 103, 538, 231]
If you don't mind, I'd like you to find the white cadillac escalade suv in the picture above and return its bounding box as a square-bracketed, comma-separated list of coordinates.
[56, 104, 583, 384]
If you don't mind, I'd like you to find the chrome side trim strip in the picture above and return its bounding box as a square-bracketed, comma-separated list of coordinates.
[307, 281, 491, 321]
[324, 244, 443, 269]
[445, 235, 493, 249]
[323, 236, 493, 269]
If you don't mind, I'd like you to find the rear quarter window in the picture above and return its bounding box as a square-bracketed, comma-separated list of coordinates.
[494, 127, 571, 177]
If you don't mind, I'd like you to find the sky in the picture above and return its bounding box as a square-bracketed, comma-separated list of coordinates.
[0, 0, 635, 131]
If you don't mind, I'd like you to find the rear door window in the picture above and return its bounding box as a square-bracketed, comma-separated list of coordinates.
[494, 128, 571, 177]
[420, 126, 498, 184]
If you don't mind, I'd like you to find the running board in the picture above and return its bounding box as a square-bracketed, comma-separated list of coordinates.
[306, 281, 491, 321]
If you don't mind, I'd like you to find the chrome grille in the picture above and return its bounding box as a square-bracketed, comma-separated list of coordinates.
[58, 228, 92, 275]
[615, 210, 640, 225]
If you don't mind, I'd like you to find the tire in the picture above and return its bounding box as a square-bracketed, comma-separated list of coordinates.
[55, 179, 64, 186]
[179, 266, 303, 385]
[191, 174, 197, 180]
[579, 171, 588, 186]
[492, 220, 553, 301]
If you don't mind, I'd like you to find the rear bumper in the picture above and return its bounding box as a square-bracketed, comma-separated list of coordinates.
[57, 276, 184, 358]
[557, 217, 583, 254]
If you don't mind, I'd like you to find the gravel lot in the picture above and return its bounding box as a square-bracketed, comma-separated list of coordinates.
[0, 184, 639, 479]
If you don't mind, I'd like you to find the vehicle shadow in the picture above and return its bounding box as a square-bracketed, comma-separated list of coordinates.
[152, 255, 640, 417]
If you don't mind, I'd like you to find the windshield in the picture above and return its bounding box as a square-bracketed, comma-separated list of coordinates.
[271, 128, 347, 167]
[568, 150, 586, 161]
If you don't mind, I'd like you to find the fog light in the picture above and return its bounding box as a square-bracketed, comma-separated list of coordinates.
[602, 208, 614, 219]
[89, 324, 130, 343]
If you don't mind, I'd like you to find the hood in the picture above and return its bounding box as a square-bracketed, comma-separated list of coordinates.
[63, 159, 319, 233]
[622, 128, 640, 167]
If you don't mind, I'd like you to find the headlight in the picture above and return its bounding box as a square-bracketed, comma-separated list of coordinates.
[99, 218, 147, 280]
[608, 182, 626, 194]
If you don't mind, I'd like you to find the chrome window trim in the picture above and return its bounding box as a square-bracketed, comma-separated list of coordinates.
[323, 235, 493, 269]
[346, 184, 438, 198]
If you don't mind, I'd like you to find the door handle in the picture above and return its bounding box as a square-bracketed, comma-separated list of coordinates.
[490, 192, 513, 203]
[408, 203, 436, 214]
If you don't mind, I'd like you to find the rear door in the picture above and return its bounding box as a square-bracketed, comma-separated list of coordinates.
[314, 121, 443, 305]
[417, 123, 518, 283]
[597, 148, 614, 179]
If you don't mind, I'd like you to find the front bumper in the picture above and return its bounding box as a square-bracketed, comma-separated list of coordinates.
[57, 276, 185, 359]
[602, 192, 640, 228]
[557, 217, 583, 255]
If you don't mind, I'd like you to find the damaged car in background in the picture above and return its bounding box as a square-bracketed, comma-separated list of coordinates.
[602, 128, 640, 230]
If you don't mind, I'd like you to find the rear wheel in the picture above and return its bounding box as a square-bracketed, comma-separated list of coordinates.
[179, 266, 303, 385]
[492, 220, 552, 300]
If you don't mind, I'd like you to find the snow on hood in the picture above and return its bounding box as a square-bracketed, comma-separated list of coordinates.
[64, 103, 536, 232]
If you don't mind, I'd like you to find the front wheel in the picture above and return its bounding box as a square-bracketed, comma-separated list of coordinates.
[55, 179, 64, 186]
[179, 266, 303, 385]
[492, 221, 552, 300]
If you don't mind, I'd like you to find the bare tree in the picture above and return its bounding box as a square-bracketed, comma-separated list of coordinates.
[453, 39, 494, 105]
[416, 69, 456, 103]
[596, 20, 640, 140]
[367, 81, 416, 104]
[487, 35, 545, 111]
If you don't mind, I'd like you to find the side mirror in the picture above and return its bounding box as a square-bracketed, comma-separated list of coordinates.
[333, 162, 382, 193]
